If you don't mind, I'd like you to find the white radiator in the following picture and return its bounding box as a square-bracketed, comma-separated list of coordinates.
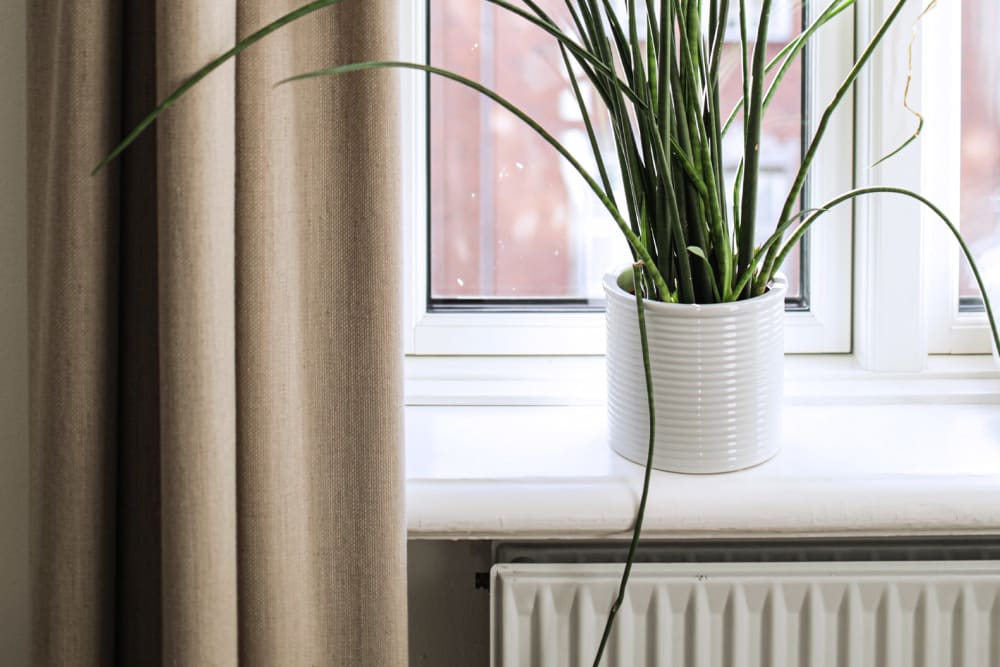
[490, 561, 1000, 667]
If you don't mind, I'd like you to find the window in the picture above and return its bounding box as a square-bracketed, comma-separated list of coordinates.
[401, 0, 995, 362]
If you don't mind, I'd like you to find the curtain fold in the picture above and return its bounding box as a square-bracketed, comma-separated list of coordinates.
[28, 1, 407, 664]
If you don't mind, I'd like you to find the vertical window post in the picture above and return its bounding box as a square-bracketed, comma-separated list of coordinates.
[853, 0, 928, 371]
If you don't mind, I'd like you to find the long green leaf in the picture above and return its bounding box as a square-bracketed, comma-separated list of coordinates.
[736, 0, 774, 297]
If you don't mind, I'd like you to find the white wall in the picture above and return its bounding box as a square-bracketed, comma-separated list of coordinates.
[0, 0, 28, 665]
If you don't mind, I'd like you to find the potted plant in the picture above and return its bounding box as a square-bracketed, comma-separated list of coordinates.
[98, 0, 1000, 663]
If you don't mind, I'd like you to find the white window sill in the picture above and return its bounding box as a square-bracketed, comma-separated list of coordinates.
[405, 355, 1000, 540]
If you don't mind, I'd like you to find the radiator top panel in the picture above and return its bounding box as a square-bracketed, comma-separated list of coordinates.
[491, 561, 1000, 667]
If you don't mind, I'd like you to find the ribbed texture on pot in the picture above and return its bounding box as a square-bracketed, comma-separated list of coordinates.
[604, 273, 787, 473]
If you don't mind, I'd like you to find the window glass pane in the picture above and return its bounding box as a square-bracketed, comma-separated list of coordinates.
[960, 1, 1000, 304]
[429, 0, 805, 303]
[430, 2, 615, 300]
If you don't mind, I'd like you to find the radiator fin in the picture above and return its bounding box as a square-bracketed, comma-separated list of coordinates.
[491, 562, 1000, 667]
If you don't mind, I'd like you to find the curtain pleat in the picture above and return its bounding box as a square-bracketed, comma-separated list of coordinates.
[116, 1, 162, 662]
[28, 0, 407, 664]
[156, 1, 240, 662]
[28, 1, 121, 663]
[233, 0, 405, 663]
[234, 2, 318, 661]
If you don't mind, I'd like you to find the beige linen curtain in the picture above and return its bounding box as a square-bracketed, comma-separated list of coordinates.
[28, 1, 407, 664]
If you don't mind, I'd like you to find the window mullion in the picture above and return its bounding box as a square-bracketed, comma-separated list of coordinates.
[922, 0, 964, 354]
[853, 0, 928, 371]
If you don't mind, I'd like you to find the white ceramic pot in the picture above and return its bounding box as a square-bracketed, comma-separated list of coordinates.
[604, 272, 787, 474]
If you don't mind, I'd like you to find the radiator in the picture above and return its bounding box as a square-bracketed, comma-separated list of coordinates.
[490, 561, 1000, 667]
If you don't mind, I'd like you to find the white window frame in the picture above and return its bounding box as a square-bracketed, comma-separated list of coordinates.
[399, 0, 854, 357]
[853, 0, 993, 371]
[918, 0, 994, 355]
[853, 0, 927, 371]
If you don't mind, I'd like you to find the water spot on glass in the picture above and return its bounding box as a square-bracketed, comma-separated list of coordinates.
[515, 162, 525, 170]
[456, 277, 465, 287]
[472, 42, 479, 50]
[554, 249, 560, 256]
[497, 168, 508, 181]
[470, 192, 477, 199]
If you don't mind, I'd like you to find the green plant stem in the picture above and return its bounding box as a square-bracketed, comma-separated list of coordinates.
[592, 263, 657, 667]
[737, 0, 774, 298]
[738, 0, 751, 144]
[656, 0, 670, 148]
[669, 28, 710, 302]
[640, 83, 710, 301]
